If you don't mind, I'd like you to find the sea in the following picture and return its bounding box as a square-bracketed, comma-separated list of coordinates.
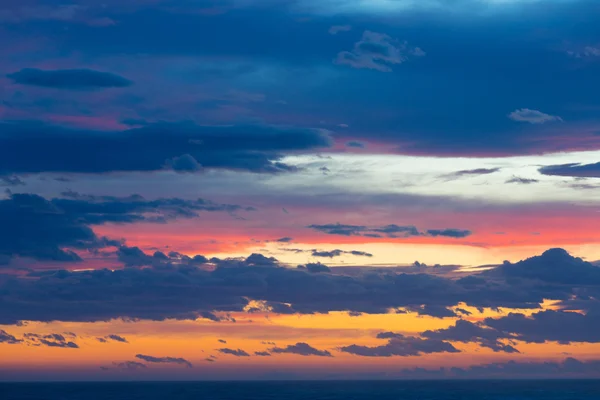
[1, 380, 599, 400]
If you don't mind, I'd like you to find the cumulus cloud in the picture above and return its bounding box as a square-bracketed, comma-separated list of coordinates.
[270, 342, 332, 357]
[6, 68, 132, 90]
[135, 354, 193, 368]
[0, 121, 332, 175]
[335, 31, 424, 72]
[508, 109, 562, 124]
[308, 223, 471, 239]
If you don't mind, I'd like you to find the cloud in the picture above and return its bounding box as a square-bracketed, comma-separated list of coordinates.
[335, 31, 424, 72]
[346, 141, 365, 148]
[276, 237, 293, 243]
[135, 354, 193, 368]
[23, 333, 79, 348]
[423, 320, 520, 353]
[218, 339, 227, 344]
[0, 330, 21, 344]
[111, 361, 147, 371]
[539, 162, 600, 178]
[505, 176, 538, 184]
[0, 175, 25, 187]
[254, 351, 271, 356]
[0, 121, 332, 175]
[270, 342, 332, 357]
[484, 309, 600, 344]
[6, 68, 132, 90]
[218, 348, 250, 357]
[340, 334, 459, 357]
[0, 192, 249, 265]
[310, 249, 373, 258]
[508, 109, 562, 124]
[484, 248, 600, 284]
[441, 168, 500, 180]
[308, 223, 471, 239]
[425, 229, 471, 238]
[397, 358, 600, 379]
[106, 334, 128, 343]
[329, 25, 352, 35]
[1, 248, 596, 325]
[297, 262, 331, 273]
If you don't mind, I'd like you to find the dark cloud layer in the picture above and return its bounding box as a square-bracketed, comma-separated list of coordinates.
[0, 192, 250, 265]
[539, 162, 600, 178]
[0, 248, 598, 347]
[0, 121, 332, 175]
[7, 68, 132, 90]
[218, 348, 250, 357]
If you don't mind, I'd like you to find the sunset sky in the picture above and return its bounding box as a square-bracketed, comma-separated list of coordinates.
[1, 0, 600, 381]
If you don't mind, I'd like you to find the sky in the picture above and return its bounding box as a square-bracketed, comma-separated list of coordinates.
[1, 0, 600, 381]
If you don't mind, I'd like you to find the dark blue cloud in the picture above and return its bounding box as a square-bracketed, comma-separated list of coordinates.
[539, 162, 600, 178]
[0, 121, 331, 175]
[0, 192, 251, 265]
[2, 249, 592, 325]
[6, 68, 132, 90]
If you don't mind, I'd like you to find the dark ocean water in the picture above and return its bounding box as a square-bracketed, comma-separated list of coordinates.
[1, 380, 599, 400]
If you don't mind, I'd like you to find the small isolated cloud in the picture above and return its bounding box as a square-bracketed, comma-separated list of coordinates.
[217, 348, 250, 357]
[270, 342, 332, 357]
[310, 249, 373, 258]
[218, 339, 227, 344]
[329, 25, 352, 35]
[276, 237, 293, 243]
[106, 334, 128, 343]
[254, 351, 271, 356]
[505, 176, 539, 184]
[6, 68, 132, 90]
[135, 354, 193, 368]
[508, 109, 562, 124]
[346, 141, 365, 148]
[335, 31, 424, 72]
